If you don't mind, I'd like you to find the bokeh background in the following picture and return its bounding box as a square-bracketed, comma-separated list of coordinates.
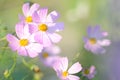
[0, 0, 120, 80]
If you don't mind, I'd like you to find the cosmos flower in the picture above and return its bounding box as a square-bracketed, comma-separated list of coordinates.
[53, 57, 82, 80]
[39, 45, 61, 67]
[82, 65, 96, 79]
[83, 26, 111, 54]
[19, 3, 40, 24]
[28, 8, 64, 47]
[6, 23, 43, 58]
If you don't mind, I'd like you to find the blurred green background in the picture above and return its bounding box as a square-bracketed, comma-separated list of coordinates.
[0, 0, 120, 80]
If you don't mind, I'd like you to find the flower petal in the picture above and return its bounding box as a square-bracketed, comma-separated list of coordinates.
[91, 44, 106, 54]
[32, 11, 40, 23]
[67, 75, 80, 80]
[29, 3, 40, 16]
[26, 43, 43, 58]
[98, 39, 111, 46]
[47, 11, 59, 22]
[17, 47, 27, 56]
[38, 8, 48, 22]
[15, 23, 24, 38]
[34, 32, 52, 47]
[87, 26, 93, 37]
[48, 33, 62, 43]
[60, 57, 68, 71]
[28, 24, 38, 34]
[6, 34, 19, 51]
[68, 62, 82, 74]
[48, 22, 64, 32]
[22, 3, 30, 16]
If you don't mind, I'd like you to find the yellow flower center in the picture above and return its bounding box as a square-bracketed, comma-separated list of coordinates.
[84, 69, 90, 75]
[38, 24, 48, 31]
[19, 39, 29, 46]
[25, 16, 32, 22]
[89, 38, 97, 45]
[42, 52, 49, 58]
[62, 71, 68, 78]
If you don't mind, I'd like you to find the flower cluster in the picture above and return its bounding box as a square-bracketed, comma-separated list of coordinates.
[6, 3, 111, 80]
[7, 3, 64, 58]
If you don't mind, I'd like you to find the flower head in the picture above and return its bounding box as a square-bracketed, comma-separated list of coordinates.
[19, 3, 40, 23]
[83, 26, 111, 54]
[39, 45, 61, 67]
[6, 23, 43, 58]
[28, 8, 64, 47]
[53, 57, 82, 80]
[82, 65, 96, 79]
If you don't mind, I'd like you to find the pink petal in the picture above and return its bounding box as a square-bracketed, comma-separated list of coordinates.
[22, 3, 30, 16]
[60, 57, 68, 71]
[17, 47, 27, 56]
[26, 43, 43, 58]
[90, 65, 96, 74]
[91, 44, 106, 54]
[102, 31, 108, 37]
[67, 75, 80, 80]
[98, 39, 111, 46]
[18, 14, 25, 21]
[28, 24, 38, 34]
[68, 62, 82, 74]
[32, 11, 40, 23]
[87, 26, 93, 37]
[6, 34, 19, 51]
[48, 22, 64, 32]
[52, 57, 68, 72]
[48, 33, 62, 43]
[15, 23, 30, 39]
[47, 11, 59, 22]
[15, 23, 24, 38]
[34, 32, 53, 47]
[44, 45, 61, 55]
[29, 3, 40, 16]
[38, 8, 48, 22]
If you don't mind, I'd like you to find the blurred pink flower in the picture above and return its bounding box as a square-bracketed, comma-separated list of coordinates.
[82, 65, 96, 79]
[53, 57, 82, 80]
[39, 45, 61, 67]
[83, 26, 111, 54]
[6, 23, 43, 58]
[19, 3, 40, 24]
[28, 8, 64, 47]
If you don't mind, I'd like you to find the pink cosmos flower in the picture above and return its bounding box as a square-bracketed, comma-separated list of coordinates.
[82, 65, 96, 79]
[19, 3, 40, 24]
[6, 23, 43, 58]
[53, 57, 82, 80]
[39, 45, 61, 67]
[83, 26, 111, 54]
[28, 8, 64, 47]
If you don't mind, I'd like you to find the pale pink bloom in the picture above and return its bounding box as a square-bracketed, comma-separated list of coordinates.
[82, 65, 96, 79]
[6, 23, 43, 58]
[83, 26, 111, 54]
[19, 3, 40, 24]
[29, 8, 64, 47]
[53, 57, 82, 80]
[39, 45, 61, 67]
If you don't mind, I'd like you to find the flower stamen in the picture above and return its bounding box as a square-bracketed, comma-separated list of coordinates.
[19, 39, 29, 46]
[89, 38, 97, 45]
[62, 71, 68, 78]
[25, 16, 32, 22]
[42, 52, 49, 58]
[38, 24, 48, 31]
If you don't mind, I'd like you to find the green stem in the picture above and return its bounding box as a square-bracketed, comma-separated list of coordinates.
[22, 58, 33, 70]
